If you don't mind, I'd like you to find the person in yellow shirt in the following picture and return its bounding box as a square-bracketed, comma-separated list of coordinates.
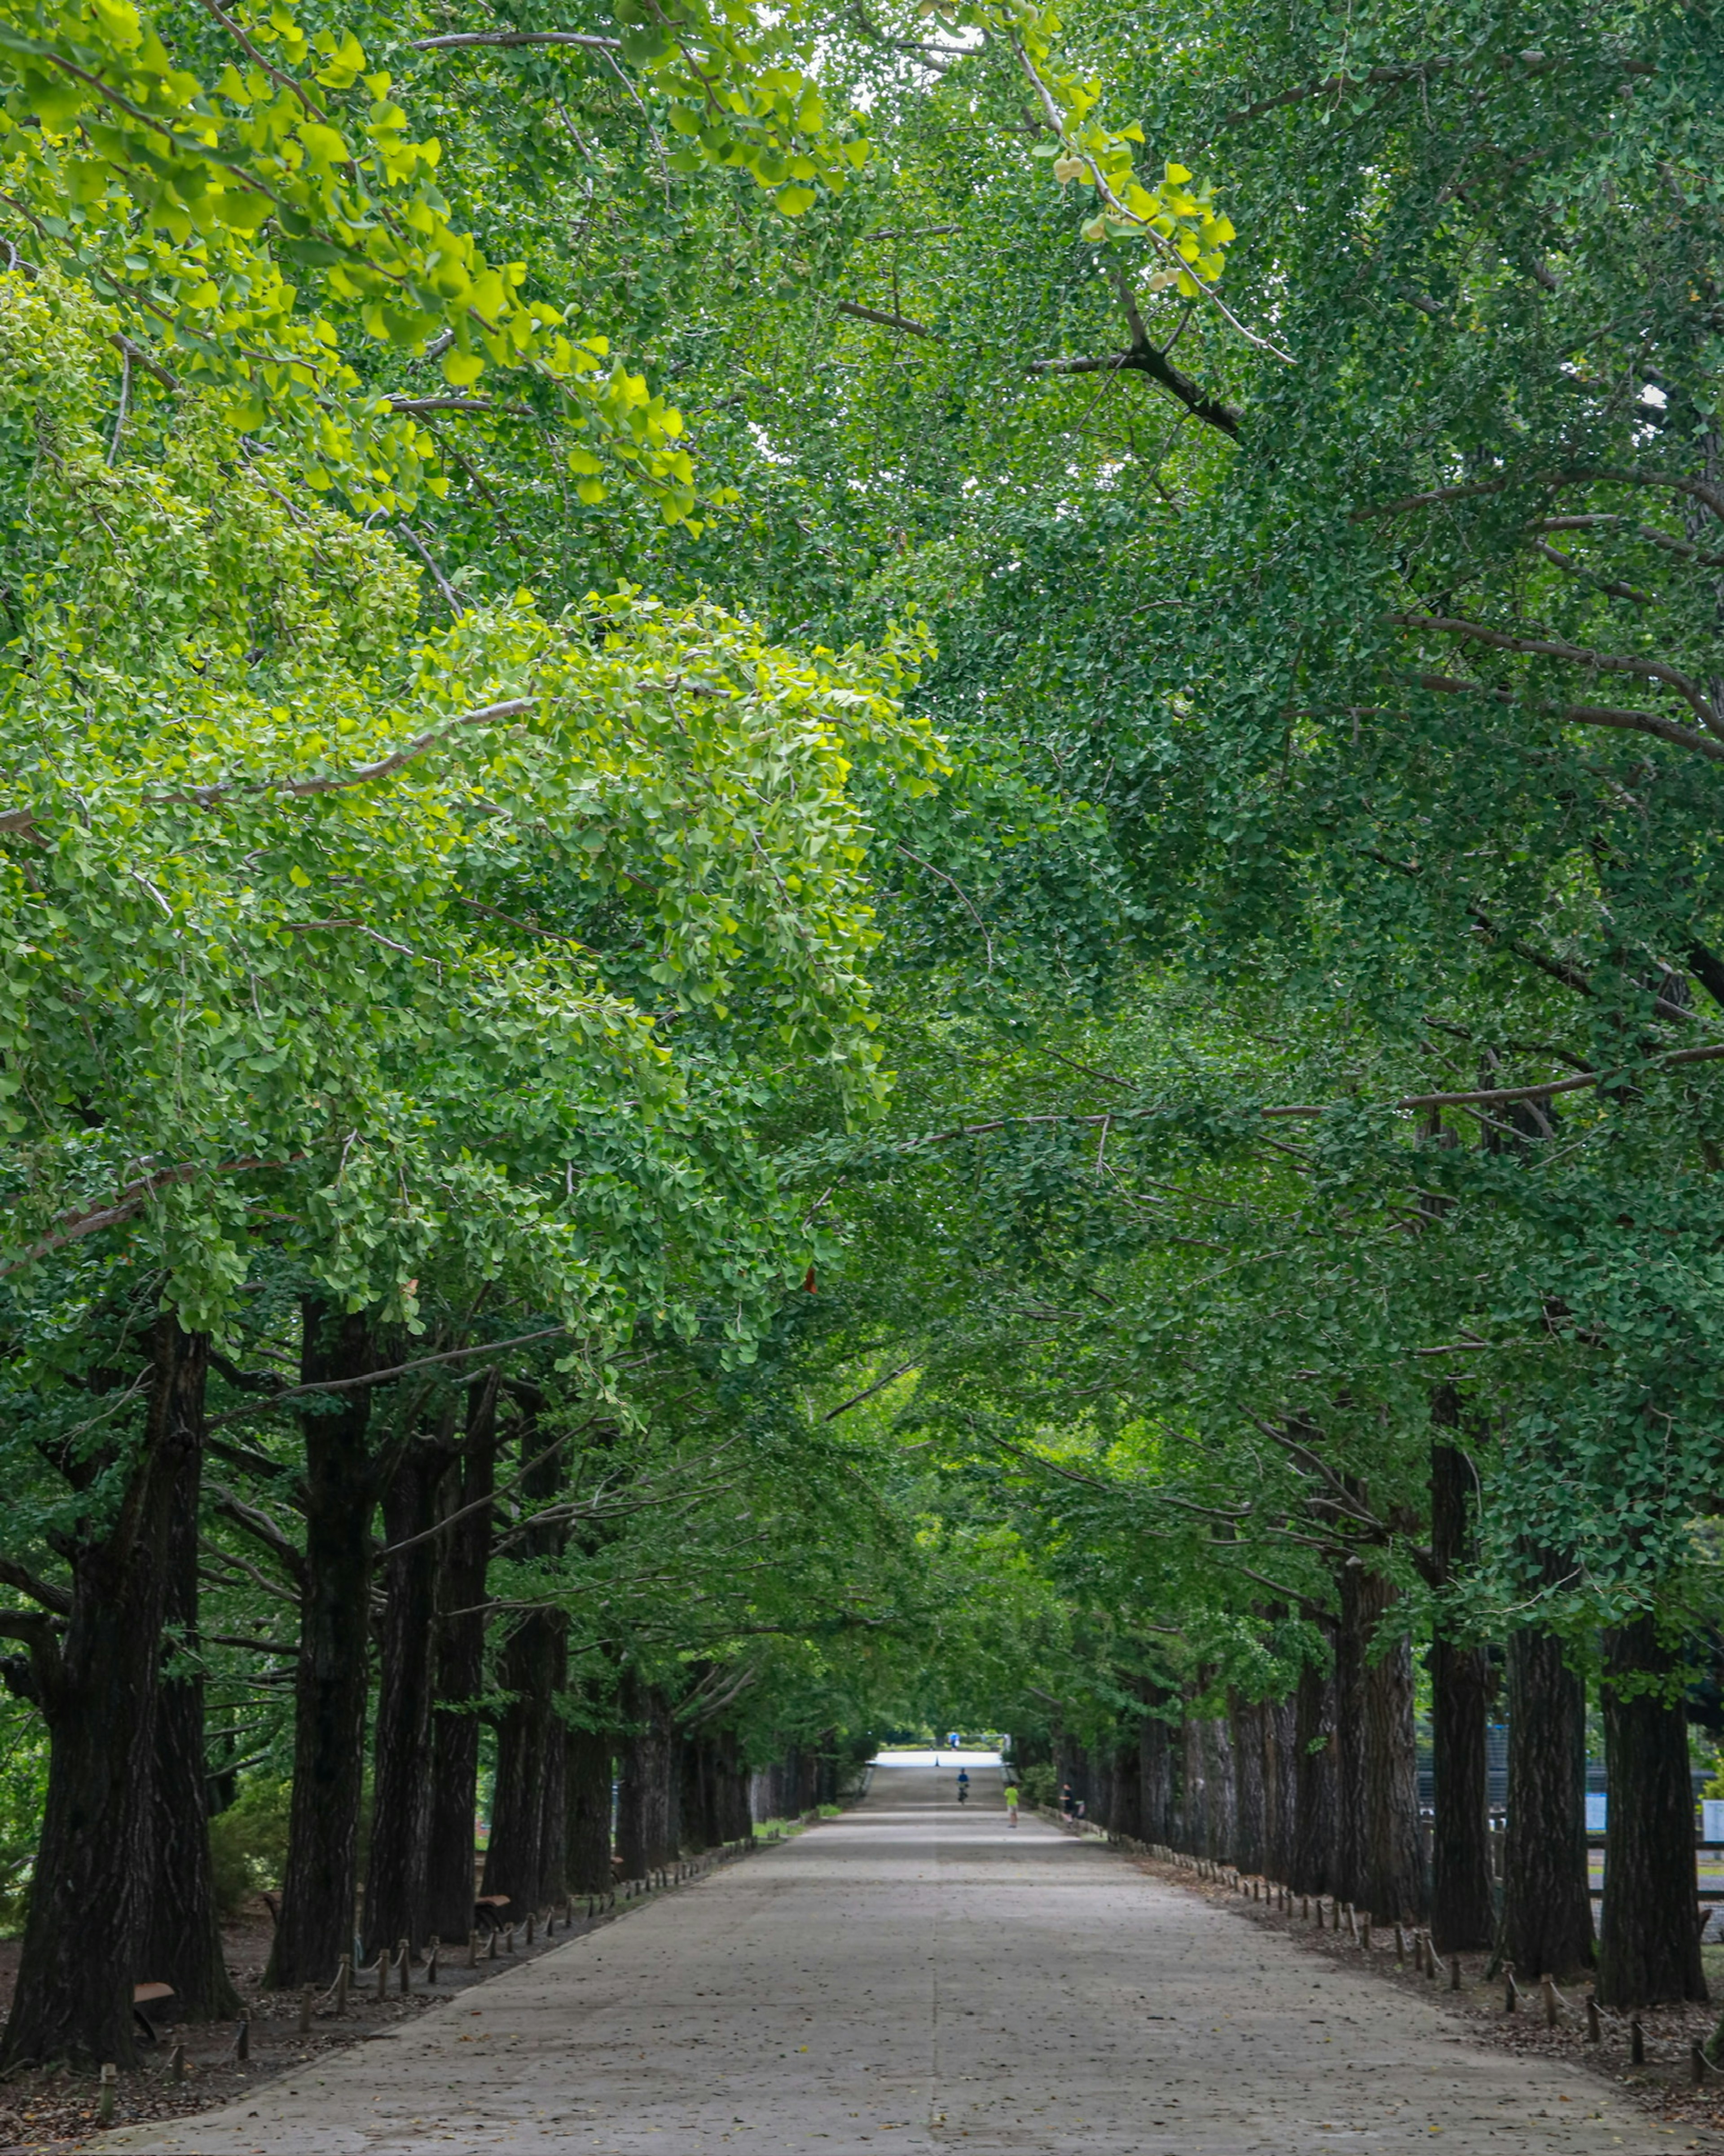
[1003, 1780, 1020, 1826]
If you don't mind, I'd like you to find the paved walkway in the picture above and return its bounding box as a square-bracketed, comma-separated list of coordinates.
[107, 1757, 1691, 2154]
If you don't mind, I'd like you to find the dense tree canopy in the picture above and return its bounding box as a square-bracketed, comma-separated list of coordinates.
[0, 0, 1720, 2073]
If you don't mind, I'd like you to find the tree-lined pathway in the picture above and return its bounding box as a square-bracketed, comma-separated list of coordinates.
[106, 1758, 1682, 2154]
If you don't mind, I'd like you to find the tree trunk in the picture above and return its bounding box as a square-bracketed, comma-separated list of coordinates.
[1231, 1697, 1266, 1873]
[1359, 1572, 1423, 1921]
[1110, 1737, 1142, 1839]
[1429, 1435, 1496, 1951]
[1333, 1566, 1368, 1905]
[480, 1406, 568, 1918]
[364, 1429, 451, 1958]
[1292, 1641, 1338, 1895]
[617, 1679, 675, 1876]
[482, 1616, 555, 1916]
[1140, 1713, 1172, 1843]
[716, 1728, 752, 1840]
[539, 1695, 568, 1903]
[1598, 1616, 1705, 2005]
[141, 1332, 240, 2018]
[1, 1316, 203, 2068]
[1263, 1695, 1297, 1882]
[1179, 1717, 1205, 1854]
[426, 1372, 499, 1946]
[268, 1303, 375, 1989]
[678, 1736, 708, 1855]
[1501, 1614, 1593, 1979]
[1202, 1717, 1236, 1861]
[566, 1727, 614, 1893]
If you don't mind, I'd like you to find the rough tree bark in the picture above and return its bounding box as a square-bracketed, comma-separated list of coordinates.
[425, 1372, 499, 1947]
[1291, 1635, 1338, 1895]
[538, 1704, 568, 1904]
[1501, 1597, 1593, 1979]
[617, 1678, 677, 1875]
[1358, 1571, 1424, 1921]
[1110, 1736, 1142, 1840]
[565, 1726, 615, 1894]
[1231, 1695, 1266, 1874]
[1202, 1716, 1236, 1862]
[141, 1342, 241, 2018]
[1428, 1429, 1496, 1951]
[1263, 1694, 1297, 1882]
[1140, 1711, 1172, 1844]
[1333, 1567, 1368, 1905]
[1179, 1715, 1206, 1854]
[0, 1315, 205, 2068]
[1598, 1616, 1706, 2005]
[481, 1406, 569, 1917]
[364, 1423, 454, 1958]
[267, 1304, 376, 1989]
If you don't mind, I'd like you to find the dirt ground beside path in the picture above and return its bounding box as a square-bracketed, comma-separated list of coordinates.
[89, 1757, 1715, 2155]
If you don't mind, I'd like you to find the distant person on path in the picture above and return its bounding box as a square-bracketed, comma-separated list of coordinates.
[1060, 1783, 1076, 1819]
[1003, 1780, 1020, 1826]
[956, 1767, 970, 1804]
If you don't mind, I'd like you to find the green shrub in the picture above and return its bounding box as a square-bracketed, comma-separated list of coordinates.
[208, 1778, 291, 1918]
[1017, 1762, 1057, 1809]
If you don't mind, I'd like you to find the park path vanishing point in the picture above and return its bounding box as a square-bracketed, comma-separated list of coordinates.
[102, 1755, 1696, 2155]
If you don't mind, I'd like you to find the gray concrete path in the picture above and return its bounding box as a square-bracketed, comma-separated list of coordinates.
[106, 1756, 1691, 2155]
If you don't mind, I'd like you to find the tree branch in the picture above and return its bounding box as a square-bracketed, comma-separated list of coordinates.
[0, 1560, 70, 1615]
[1030, 341, 1240, 438]
[1393, 612, 1720, 736]
[1412, 668, 1724, 765]
[412, 29, 622, 51]
[209, 1486, 307, 1589]
[835, 300, 937, 337]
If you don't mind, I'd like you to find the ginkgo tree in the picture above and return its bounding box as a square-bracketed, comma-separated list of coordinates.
[0, 259, 941, 2062]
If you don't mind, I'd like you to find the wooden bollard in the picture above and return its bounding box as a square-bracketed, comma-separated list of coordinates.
[1504, 1966, 1519, 2013]
[1315, 1896, 1325, 1930]
[1541, 1974, 1559, 2029]
[337, 1952, 352, 2014]
[467, 1929, 479, 1970]
[1301, 1895, 1310, 1922]
[397, 1938, 410, 1995]
[525, 1912, 536, 1945]
[98, 2063, 116, 2126]
[171, 2042, 187, 2083]
[237, 2012, 251, 2061]
[1394, 1924, 1405, 1965]
[376, 1948, 389, 2000]
[299, 1984, 314, 2035]
[427, 1936, 440, 1985]
[1586, 1993, 1601, 2043]
[1631, 2016, 1645, 2065]
[504, 1924, 516, 1955]
[487, 1925, 498, 1961]
[1449, 1954, 1461, 1992]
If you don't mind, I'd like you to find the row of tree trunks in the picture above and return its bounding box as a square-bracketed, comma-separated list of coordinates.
[0, 1291, 777, 2066]
[1069, 1593, 1705, 2002]
[0, 1317, 219, 2069]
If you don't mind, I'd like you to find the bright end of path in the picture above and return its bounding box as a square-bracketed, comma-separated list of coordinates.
[871, 1747, 1004, 1767]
